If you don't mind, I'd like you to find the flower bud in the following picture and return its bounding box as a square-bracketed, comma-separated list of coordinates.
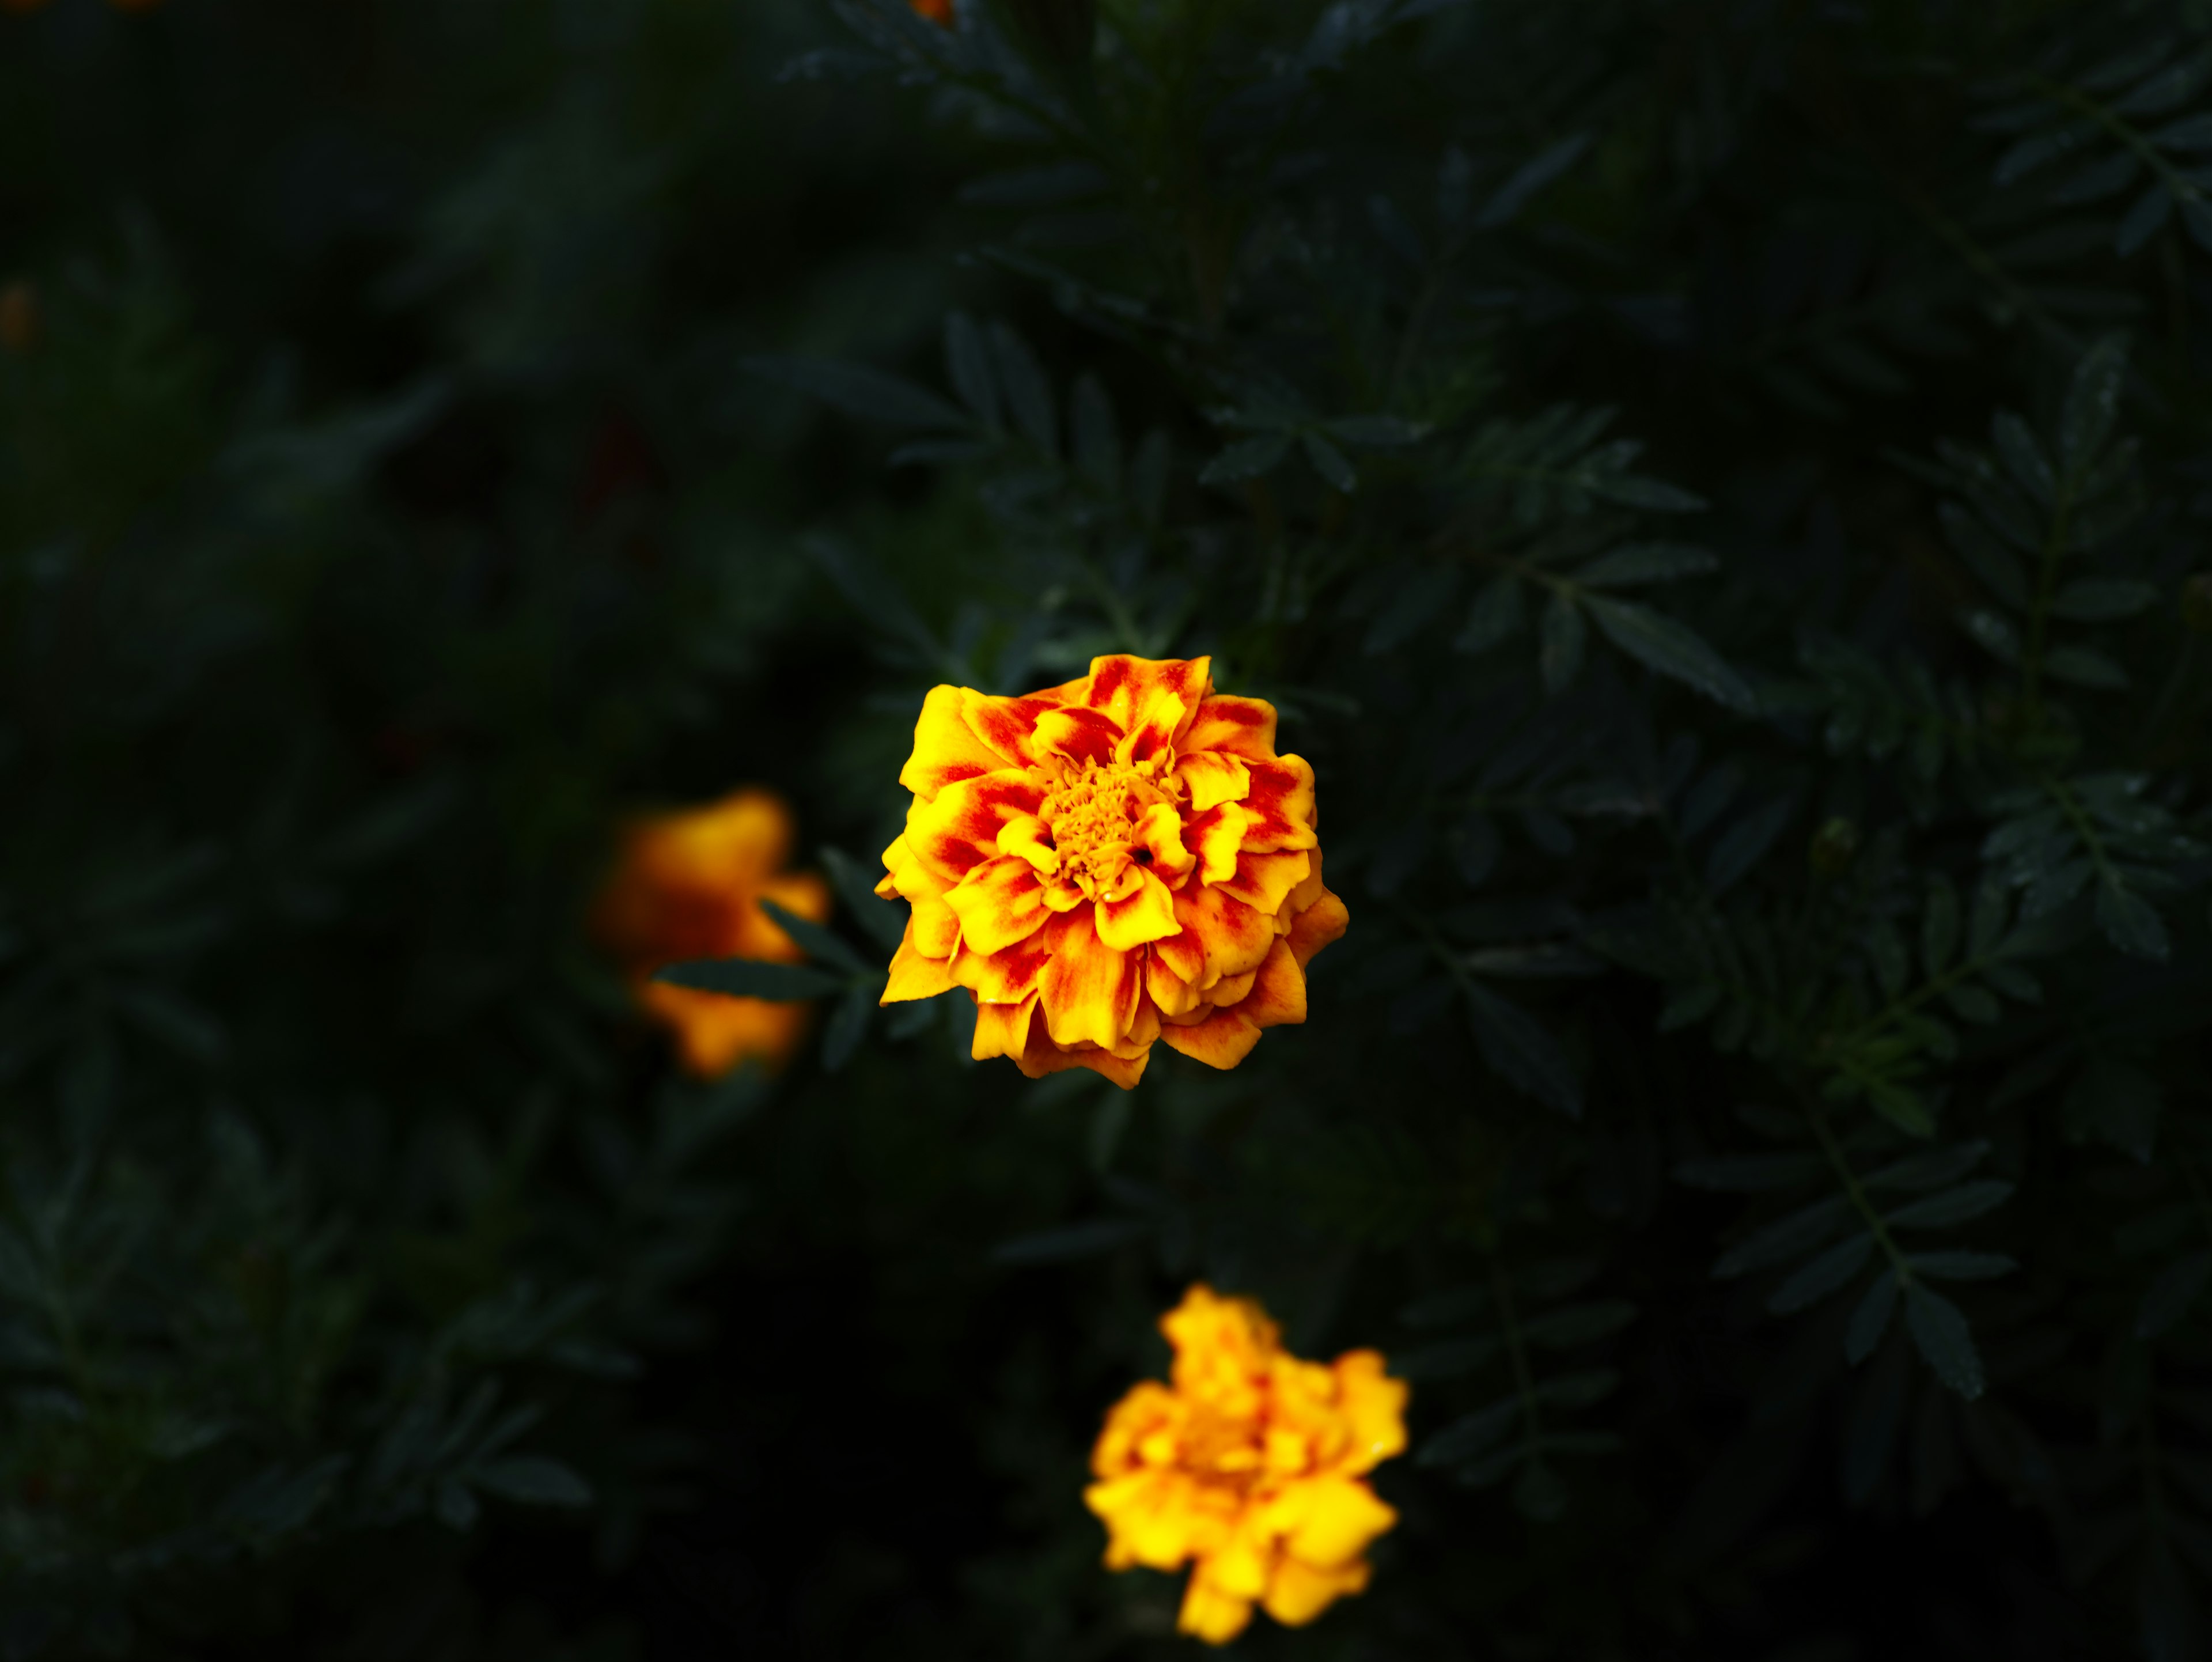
[0, 281, 37, 356]
[2183, 573, 2212, 636]
[1808, 816, 1859, 876]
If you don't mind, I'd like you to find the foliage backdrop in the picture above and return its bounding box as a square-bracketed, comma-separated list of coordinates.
[10, 0, 2212, 1656]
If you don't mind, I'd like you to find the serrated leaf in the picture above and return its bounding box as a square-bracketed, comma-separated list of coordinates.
[1705, 798, 1793, 894]
[1304, 431, 1358, 493]
[943, 313, 1001, 428]
[1939, 501, 2030, 609]
[990, 323, 1058, 454]
[1991, 411, 2055, 505]
[1904, 1282, 1984, 1399]
[2061, 334, 2130, 473]
[474, 1455, 593, 1508]
[1945, 985, 2001, 1024]
[1477, 132, 1592, 228]
[1884, 1180, 2013, 1230]
[2096, 873, 2168, 960]
[1846, 1269, 1901, 1364]
[1573, 542, 1718, 587]
[1326, 414, 1432, 447]
[1419, 1397, 1521, 1466]
[1454, 576, 1525, 656]
[1463, 980, 1581, 1116]
[2118, 183, 2175, 256]
[655, 957, 848, 1001]
[1584, 596, 1756, 710]
[1201, 433, 1291, 485]
[747, 355, 968, 431]
[822, 984, 875, 1071]
[1713, 1196, 1851, 1279]
[759, 898, 868, 975]
[1770, 1232, 1876, 1314]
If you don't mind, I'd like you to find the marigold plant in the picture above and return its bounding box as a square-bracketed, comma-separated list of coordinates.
[1086, 1285, 1407, 1645]
[876, 654, 1346, 1089]
[596, 788, 831, 1077]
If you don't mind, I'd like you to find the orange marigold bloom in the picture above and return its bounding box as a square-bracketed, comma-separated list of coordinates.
[1086, 1285, 1408, 1645]
[595, 788, 832, 1078]
[911, 0, 953, 21]
[876, 655, 1347, 1089]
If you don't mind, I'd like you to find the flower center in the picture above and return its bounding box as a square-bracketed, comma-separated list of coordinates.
[1039, 759, 1171, 895]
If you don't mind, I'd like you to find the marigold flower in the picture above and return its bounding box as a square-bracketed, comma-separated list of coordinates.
[595, 788, 831, 1078]
[911, 0, 953, 22]
[1086, 1285, 1408, 1645]
[876, 655, 1347, 1089]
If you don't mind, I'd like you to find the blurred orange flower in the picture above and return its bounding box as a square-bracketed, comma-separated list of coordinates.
[0, 282, 35, 355]
[911, 0, 953, 21]
[876, 655, 1347, 1090]
[596, 788, 832, 1077]
[1086, 1285, 1408, 1645]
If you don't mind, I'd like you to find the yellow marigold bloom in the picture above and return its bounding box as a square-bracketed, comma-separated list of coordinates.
[876, 655, 1347, 1089]
[595, 788, 832, 1078]
[1086, 1285, 1408, 1645]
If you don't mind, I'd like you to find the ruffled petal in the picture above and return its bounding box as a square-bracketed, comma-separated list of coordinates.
[1036, 908, 1143, 1050]
[950, 929, 1058, 1006]
[1286, 886, 1350, 970]
[1238, 755, 1320, 852]
[1131, 801, 1197, 884]
[904, 768, 1050, 885]
[1181, 694, 1279, 761]
[1231, 937, 1308, 1029]
[1177, 1574, 1256, 1646]
[1031, 704, 1124, 768]
[1158, 1006, 1262, 1070]
[995, 812, 1060, 874]
[971, 991, 1039, 1061]
[1175, 884, 1278, 982]
[1175, 751, 1251, 813]
[1273, 1476, 1397, 1569]
[1145, 943, 1203, 1019]
[944, 855, 1051, 956]
[1331, 1351, 1410, 1475]
[1097, 868, 1181, 951]
[1260, 1555, 1370, 1629]
[882, 922, 958, 1004]
[1081, 654, 1214, 763]
[897, 684, 1024, 801]
[1181, 803, 1255, 886]
[1215, 849, 1312, 918]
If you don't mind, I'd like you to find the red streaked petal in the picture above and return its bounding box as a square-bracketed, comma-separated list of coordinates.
[1182, 803, 1255, 885]
[950, 927, 1058, 1005]
[1131, 802, 1197, 884]
[1150, 927, 1206, 986]
[1175, 883, 1277, 981]
[1144, 946, 1203, 1017]
[1216, 849, 1312, 917]
[1097, 868, 1181, 951]
[1174, 751, 1251, 813]
[1158, 1006, 1262, 1070]
[1287, 886, 1350, 970]
[898, 684, 1020, 800]
[1181, 694, 1279, 761]
[1032, 705, 1124, 767]
[1238, 755, 1320, 851]
[904, 768, 1049, 884]
[945, 855, 1051, 956]
[882, 922, 959, 1004]
[1229, 937, 1306, 1029]
[1036, 908, 1143, 1050]
[961, 689, 1062, 771]
[972, 991, 1039, 1061]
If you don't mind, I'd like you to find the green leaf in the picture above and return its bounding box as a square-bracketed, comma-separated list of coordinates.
[942, 313, 1001, 427]
[1863, 1140, 1990, 1191]
[2117, 183, 2173, 256]
[1769, 1232, 1876, 1314]
[1938, 502, 2029, 609]
[2042, 646, 2128, 690]
[1991, 411, 2054, 505]
[1419, 1397, 1521, 1466]
[1910, 1251, 2017, 1281]
[1304, 431, 1358, 493]
[1944, 985, 2001, 1024]
[1477, 132, 1593, 228]
[989, 323, 1058, 453]
[821, 847, 906, 952]
[746, 355, 968, 430]
[1584, 596, 1756, 710]
[1846, 1269, 1901, 1364]
[1883, 1180, 2013, 1230]
[1200, 433, 1291, 485]
[2138, 1250, 2212, 1339]
[1325, 414, 1432, 447]
[759, 898, 869, 975]
[1455, 576, 1525, 656]
[822, 985, 875, 1071]
[1573, 542, 1718, 587]
[2061, 334, 2130, 473]
[1904, 1282, 1984, 1399]
[1713, 1197, 1852, 1279]
[2049, 578, 2158, 621]
[2064, 1057, 2163, 1161]
[2096, 874, 2168, 960]
[474, 1455, 593, 1508]
[1540, 590, 1588, 695]
[654, 959, 849, 1001]
[1463, 980, 1581, 1116]
[1705, 798, 1793, 894]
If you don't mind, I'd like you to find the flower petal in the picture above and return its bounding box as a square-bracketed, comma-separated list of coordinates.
[1181, 694, 1279, 761]
[1082, 654, 1214, 762]
[1178, 1574, 1256, 1646]
[1097, 868, 1181, 952]
[971, 990, 1038, 1061]
[950, 929, 1058, 1006]
[1229, 937, 1308, 1028]
[882, 921, 958, 1003]
[1175, 884, 1278, 982]
[995, 812, 1060, 874]
[1158, 1005, 1262, 1070]
[1175, 751, 1251, 813]
[1131, 802, 1197, 884]
[897, 684, 1024, 801]
[1215, 849, 1312, 918]
[1287, 886, 1350, 970]
[640, 982, 806, 1078]
[904, 768, 1049, 885]
[1239, 755, 1320, 851]
[1031, 704, 1124, 768]
[1274, 1476, 1397, 1569]
[1331, 1351, 1410, 1475]
[945, 855, 1051, 956]
[1035, 909, 1143, 1050]
[1181, 803, 1255, 886]
[1260, 1555, 1370, 1629]
[1145, 944, 1203, 1019]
